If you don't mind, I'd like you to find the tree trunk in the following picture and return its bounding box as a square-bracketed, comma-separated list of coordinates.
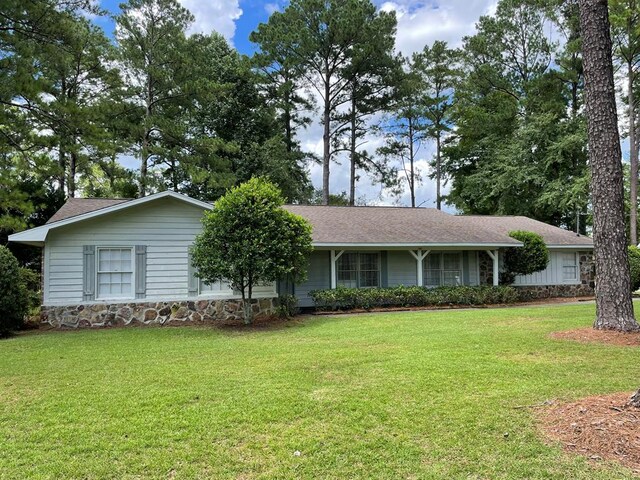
[408, 117, 415, 208]
[69, 151, 77, 198]
[629, 35, 638, 245]
[630, 388, 640, 407]
[242, 283, 254, 325]
[322, 68, 331, 205]
[436, 132, 442, 210]
[349, 92, 357, 206]
[58, 146, 66, 194]
[579, 0, 639, 331]
[140, 74, 152, 198]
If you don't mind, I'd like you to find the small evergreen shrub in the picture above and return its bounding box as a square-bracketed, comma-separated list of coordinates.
[629, 246, 640, 292]
[309, 285, 519, 311]
[19, 267, 42, 312]
[0, 246, 29, 336]
[276, 294, 299, 318]
[501, 231, 549, 284]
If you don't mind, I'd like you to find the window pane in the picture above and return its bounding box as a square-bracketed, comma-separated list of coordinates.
[337, 253, 358, 288]
[443, 253, 461, 270]
[427, 253, 441, 269]
[443, 271, 461, 286]
[425, 269, 441, 287]
[96, 249, 133, 298]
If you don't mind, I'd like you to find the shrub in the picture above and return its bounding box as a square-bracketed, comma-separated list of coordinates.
[276, 294, 299, 318]
[501, 231, 549, 284]
[629, 246, 640, 292]
[309, 285, 519, 311]
[0, 246, 29, 336]
[19, 267, 41, 313]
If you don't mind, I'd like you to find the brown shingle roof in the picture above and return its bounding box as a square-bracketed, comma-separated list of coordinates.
[463, 215, 593, 246]
[44, 199, 593, 248]
[46, 198, 132, 224]
[284, 205, 522, 246]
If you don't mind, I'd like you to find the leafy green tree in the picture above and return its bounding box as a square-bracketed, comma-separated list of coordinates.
[500, 231, 549, 284]
[251, 0, 396, 205]
[0, 246, 29, 337]
[413, 42, 461, 210]
[378, 62, 428, 207]
[192, 178, 313, 324]
[610, 0, 640, 244]
[116, 0, 195, 196]
[442, 0, 589, 229]
[331, 8, 399, 205]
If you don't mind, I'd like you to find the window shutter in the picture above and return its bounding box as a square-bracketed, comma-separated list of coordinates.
[187, 250, 199, 297]
[135, 245, 147, 299]
[82, 245, 96, 301]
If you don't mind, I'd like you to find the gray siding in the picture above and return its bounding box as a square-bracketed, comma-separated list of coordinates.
[296, 251, 331, 307]
[513, 249, 581, 286]
[387, 251, 418, 286]
[44, 197, 278, 305]
[467, 251, 479, 286]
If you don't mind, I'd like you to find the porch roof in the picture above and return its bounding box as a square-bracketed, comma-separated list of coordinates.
[283, 205, 593, 249]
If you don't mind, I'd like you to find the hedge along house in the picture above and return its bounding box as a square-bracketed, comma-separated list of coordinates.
[9, 191, 595, 327]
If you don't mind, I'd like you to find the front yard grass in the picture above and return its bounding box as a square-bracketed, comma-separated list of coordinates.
[1, 303, 639, 479]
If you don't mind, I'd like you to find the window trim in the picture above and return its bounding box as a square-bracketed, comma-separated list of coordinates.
[336, 251, 381, 289]
[95, 246, 135, 301]
[198, 277, 234, 297]
[423, 252, 464, 287]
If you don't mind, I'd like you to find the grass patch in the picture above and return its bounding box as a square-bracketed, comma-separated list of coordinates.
[1, 303, 639, 479]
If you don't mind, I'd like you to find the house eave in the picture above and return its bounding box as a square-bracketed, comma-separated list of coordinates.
[312, 242, 522, 249]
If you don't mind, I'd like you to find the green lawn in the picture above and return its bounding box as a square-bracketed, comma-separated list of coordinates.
[1, 303, 639, 479]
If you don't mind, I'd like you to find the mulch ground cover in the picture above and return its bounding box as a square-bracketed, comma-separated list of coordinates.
[537, 392, 640, 474]
[549, 327, 640, 347]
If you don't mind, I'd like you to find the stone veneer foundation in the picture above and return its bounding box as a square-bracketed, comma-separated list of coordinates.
[41, 297, 277, 328]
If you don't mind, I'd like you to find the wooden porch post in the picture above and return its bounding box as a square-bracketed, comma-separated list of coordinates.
[486, 249, 499, 286]
[330, 250, 344, 289]
[409, 249, 430, 286]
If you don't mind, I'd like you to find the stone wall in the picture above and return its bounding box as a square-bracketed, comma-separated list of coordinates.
[41, 297, 277, 328]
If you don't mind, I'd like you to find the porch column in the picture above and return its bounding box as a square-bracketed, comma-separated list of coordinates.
[330, 250, 344, 289]
[486, 249, 499, 286]
[409, 249, 430, 286]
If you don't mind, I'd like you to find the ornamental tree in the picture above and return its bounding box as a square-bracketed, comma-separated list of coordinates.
[191, 178, 313, 324]
[0, 246, 29, 337]
[500, 230, 549, 284]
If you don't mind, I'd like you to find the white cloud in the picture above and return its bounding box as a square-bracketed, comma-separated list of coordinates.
[264, 3, 281, 15]
[178, 0, 242, 41]
[380, 0, 496, 55]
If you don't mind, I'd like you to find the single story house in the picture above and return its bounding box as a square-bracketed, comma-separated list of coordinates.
[9, 190, 594, 327]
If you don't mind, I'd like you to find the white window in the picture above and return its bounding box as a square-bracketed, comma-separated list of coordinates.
[424, 252, 462, 287]
[97, 248, 133, 299]
[561, 253, 578, 282]
[199, 278, 232, 296]
[337, 252, 380, 288]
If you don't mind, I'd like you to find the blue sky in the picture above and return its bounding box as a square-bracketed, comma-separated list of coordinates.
[97, 0, 498, 207]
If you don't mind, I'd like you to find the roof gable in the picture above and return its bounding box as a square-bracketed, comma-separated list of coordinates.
[8, 191, 212, 245]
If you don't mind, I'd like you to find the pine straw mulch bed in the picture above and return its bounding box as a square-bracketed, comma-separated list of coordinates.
[549, 327, 640, 347]
[537, 392, 640, 474]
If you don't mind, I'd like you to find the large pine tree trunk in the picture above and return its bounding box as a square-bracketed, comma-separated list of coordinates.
[349, 93, 357, 206]
[436, 132, 442, 210]
[629, 57, 638, 245]
[579, 0, 639, 331]
[322, 68, 331, 205]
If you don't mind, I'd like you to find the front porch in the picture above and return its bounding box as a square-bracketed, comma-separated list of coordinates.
[295, 249, 501, 308]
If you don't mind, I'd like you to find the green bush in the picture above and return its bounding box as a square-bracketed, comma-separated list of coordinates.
[629, 246, 640, 292]
[0, 246, 29, 336]
[502, 231, 549, 284]
[309, 285, 519, 311]
[276, 294, 299, 318]
[19, 267, 41, 312]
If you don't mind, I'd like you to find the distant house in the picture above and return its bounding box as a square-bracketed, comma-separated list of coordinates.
[9, 191, 594, 328]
